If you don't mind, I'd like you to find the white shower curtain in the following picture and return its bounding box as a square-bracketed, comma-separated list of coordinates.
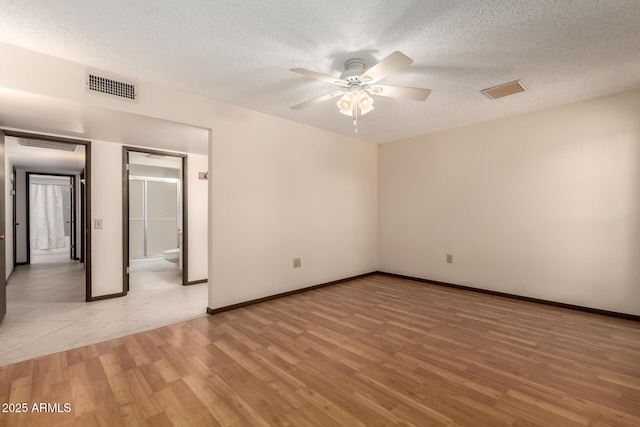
[30, 184, 66, 250]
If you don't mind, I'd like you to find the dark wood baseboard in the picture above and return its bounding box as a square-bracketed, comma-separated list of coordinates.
[207, 272, 377, 315]
[377, 271, 640, 322]
[15, 262, 28, 266]
[89, 291, 126, 302]
[186, 279, 207, 286]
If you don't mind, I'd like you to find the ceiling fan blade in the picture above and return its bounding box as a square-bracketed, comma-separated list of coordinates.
[369, 84, 431, 101]
[290, 68, 348, 86]
[291, 90, 345, 110]
[360, 51, 413, 84]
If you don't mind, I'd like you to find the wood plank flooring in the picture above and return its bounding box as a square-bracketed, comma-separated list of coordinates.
[1, 274, 639, 426]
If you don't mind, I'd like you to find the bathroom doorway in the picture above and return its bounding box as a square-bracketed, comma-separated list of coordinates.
[3, 130, 92, 302]
[26, 173, 77, 265]
[123, 147, 187, 292]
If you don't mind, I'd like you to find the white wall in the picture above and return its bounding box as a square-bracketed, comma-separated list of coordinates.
[89, 143, 210, 296]
[379, 89, 640, 315]
[90, 126, 376, 303]
[90, 140, 123, 296]
[5, 157, 14, 279]
[209, 114, 378, 309]
[29, 175, 70, 185]
[0, 43, 378, 306]
[5, 43, 637, 315]
[187, 153, 208, 282]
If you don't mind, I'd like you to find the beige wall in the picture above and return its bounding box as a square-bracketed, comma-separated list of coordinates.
[4, 156, 13, 279]
[0, 43, 378, 305]
[209, 114, 378, 309]
[90, 143, 210, 296]
[90, 140, 123, 296]
[379, 89, 640, 315]
[187, 153, 208, 282]
[4, 42, 638, 315]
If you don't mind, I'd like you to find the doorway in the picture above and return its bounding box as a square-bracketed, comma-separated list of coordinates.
[123, 147, 188, 293]
[26, 173, 77, 265]
[3, 130, 92, 301]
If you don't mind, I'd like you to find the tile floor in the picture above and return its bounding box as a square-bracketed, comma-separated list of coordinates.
[0, 254, 207, 366]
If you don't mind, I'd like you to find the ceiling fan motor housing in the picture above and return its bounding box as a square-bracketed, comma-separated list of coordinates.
[340, 58, 367, 83]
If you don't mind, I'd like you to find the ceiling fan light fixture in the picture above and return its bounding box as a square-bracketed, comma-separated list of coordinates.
[337, 92, 354, 115]
[290, 51, 430, 131]
[358, 91, 374, 115]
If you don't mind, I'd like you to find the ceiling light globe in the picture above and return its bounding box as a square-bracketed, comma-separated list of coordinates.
[337, 93, 353, 115]
[358, 93, 374, 115]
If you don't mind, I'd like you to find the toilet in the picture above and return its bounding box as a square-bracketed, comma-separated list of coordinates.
[162, 248, 180, 264]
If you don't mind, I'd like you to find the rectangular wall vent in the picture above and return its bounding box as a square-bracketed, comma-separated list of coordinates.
[86, 71, 138, 102]
[481, 80, 526, 99]
[19, 138, 77, 152]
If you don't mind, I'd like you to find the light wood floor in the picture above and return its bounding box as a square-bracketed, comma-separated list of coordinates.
[1, 274, 639, 426]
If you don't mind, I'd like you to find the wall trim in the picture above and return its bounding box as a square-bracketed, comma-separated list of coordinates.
[377, 272, 640, 322]
[89, 291, 126, 301]
[186, 279, 207, 286]
[207, 272, 377, 315]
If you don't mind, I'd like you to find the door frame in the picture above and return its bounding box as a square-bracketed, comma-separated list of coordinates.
[122, 146, 189, 293]
[1, 130, 6, 323]
[2, 130, 93, 301]
[25, 172, 77, 263]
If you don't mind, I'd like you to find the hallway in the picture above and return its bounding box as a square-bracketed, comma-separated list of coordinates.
[0, 258, 207, 366]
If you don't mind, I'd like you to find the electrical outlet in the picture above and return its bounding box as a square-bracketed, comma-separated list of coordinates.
[293, 258, 301, 268]
[94, 219, 103, 229]
[446, 254, 453, 264]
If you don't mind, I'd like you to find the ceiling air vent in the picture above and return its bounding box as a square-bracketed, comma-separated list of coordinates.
[86, 71, 138, 102]
[481, 80, 526, 99]
[19, 138, 77, 152]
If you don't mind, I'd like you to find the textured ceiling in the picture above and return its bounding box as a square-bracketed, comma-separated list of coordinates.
[0, 0, 639, 143]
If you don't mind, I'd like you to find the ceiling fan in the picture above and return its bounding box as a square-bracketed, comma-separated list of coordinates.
[290, 51, 431, 131]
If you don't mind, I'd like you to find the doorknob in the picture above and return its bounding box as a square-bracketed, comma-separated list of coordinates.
[0, 235, 4, 240]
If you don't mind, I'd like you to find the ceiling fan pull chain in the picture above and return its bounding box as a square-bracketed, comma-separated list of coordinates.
[354, 100, 359, 132]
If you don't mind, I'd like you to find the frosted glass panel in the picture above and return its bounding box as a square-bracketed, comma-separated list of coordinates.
[129, 219, 145, 258]
[129, 180, 144, 218]
[128, 178, 180, 259]
[147, 219, 178, 256]
[147, 181, 177, 218]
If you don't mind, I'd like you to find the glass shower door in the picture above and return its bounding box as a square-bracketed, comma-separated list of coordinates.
[146, 181, 179, 257]
[129, 178, 179, 259]
[129, 179, 146, 258]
